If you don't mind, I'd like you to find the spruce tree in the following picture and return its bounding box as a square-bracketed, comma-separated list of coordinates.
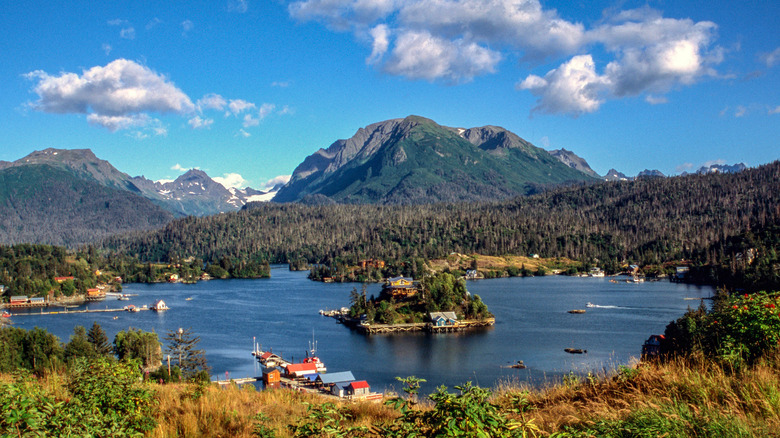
[87, 322, 112, 356]
[164, 327, 209, 379]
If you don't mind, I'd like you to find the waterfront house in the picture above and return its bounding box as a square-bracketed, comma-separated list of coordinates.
[332, 382, 350, 397]
[346, 381, 371, 397]
[315, 371, 355, 388]
[429, 311, 458, 327]
[262, 368, 281, 385]
[10, 296, 28, 305]
[641, 334, 665, 358]
[465, 270, 478, 280]
[86, 288, 106, 302]
[152, 300, 168, 311]
[285, 362, 318, 378]
[383, 276, 419, 299]
[54, 276, 74, 283]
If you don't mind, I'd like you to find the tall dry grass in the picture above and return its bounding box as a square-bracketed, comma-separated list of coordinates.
[151, 383, 397, 437]
[492, 352, 780, 436]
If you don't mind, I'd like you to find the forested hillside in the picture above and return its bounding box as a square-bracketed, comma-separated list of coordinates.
[0, 164, 173, 246]
[105, 162, 780, 285]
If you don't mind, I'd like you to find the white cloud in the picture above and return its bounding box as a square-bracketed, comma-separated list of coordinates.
[213, 172, 249, 189]
[734, 105, 747, 117]
[237, 129, 251, 137]
[385, 30, 501, 82]
[770, 106, 780, 115]
[102, 44, 112, 56]
[287, 0, 723, 114]
[258, 103, 276, 119]
[763, 47, 780, 67]
[197, 93, 227, 112]
[188, 116, 214, 129]
[227, 99, 256, 116]
[25, 59, 195, 132]
[367, 24, 389, 64]
[260, 174, 291, 191]
[518, 55, 607, 116]
[171, 163, 195, 172]
[120, 27, 136, 39]
[645, 95, 668, 105]
[271, 80, 291, 87]
[87, 113, 149, 132]
[243, 113, 259, 127]
[181, 20, 194, 35]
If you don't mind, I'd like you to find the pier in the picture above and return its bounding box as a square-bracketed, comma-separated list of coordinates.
[355, 318, 496, 334]
[7, 306, 151, 317]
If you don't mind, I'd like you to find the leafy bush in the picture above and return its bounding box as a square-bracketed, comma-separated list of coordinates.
[664, 291, 780, 368]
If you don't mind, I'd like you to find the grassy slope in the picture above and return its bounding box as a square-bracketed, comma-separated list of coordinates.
[4, 353, 780, 437]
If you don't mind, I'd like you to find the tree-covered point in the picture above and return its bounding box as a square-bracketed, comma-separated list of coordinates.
[0, 242, 270, 300]
[348, 272, 492, 325]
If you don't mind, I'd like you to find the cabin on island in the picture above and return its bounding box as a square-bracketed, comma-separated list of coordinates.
[152, 300, 168, 311]
[383, 276, 419, 299]
[429, 311, 458, 327]
[641, 334, 666, 358]
[285, 362, 318, 378]
[346, 381, 371, 397]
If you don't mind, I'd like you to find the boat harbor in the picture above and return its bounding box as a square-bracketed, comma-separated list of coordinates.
[249, 339, 382, 402]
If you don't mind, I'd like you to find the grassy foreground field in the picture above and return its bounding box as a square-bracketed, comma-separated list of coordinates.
[3, 352, 780, 436]
[151, 355, 780, 437]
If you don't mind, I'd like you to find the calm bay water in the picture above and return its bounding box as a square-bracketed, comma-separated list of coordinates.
[10, 266, 712, 393]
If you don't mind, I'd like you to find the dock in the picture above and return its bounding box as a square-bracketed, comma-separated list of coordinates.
[7, 306, 151, 317]
[356, 318, 495, 334]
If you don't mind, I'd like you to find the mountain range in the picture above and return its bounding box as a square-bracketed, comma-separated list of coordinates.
[273, 115, 597, 204]
[0, 115, 753, 246]
[0, 148, 275, 217]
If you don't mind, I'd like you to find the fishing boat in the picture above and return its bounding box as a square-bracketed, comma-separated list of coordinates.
[303, 336, 327, 373]
[1, 311, 10, 318]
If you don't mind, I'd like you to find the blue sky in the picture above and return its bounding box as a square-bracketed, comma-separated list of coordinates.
[2, 0, 778, 190]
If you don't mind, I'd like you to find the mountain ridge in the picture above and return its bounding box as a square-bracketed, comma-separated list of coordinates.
[274, 115, 598, 204]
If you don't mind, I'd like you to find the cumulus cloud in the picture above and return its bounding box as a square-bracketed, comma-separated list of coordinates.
[258, 103, 276, 119]
[260, 175, 291, 191]
[288, 0, 724, 114]
[770, 106, 780, 115]
[385, 30, 501, 82]
[367, 24, 390, 65]
[213, 172, 249, 189]
[25, 59, 194, 126]
[188, 116, 214, 129]
[227, 99, 256, 116]
[243, 113, 259, 127]
[197, 93, 227, 112]
[518, 55, 607, 116]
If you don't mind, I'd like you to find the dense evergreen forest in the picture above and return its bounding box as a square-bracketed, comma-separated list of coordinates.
[0, 244, 269, 300]
[104, 162, 780, 289]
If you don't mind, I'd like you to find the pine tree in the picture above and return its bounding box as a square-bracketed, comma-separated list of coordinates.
[87, 322, 112, 356]
[164, 327, 209, 379]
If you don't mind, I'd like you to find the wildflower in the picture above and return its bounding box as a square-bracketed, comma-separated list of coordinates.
[733, 305, 739, 309]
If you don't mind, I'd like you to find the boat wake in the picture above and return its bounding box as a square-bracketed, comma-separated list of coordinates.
[586, 302, 621, 309]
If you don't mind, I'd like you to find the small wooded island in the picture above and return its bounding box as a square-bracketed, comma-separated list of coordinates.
[332, 272, 495, 334]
